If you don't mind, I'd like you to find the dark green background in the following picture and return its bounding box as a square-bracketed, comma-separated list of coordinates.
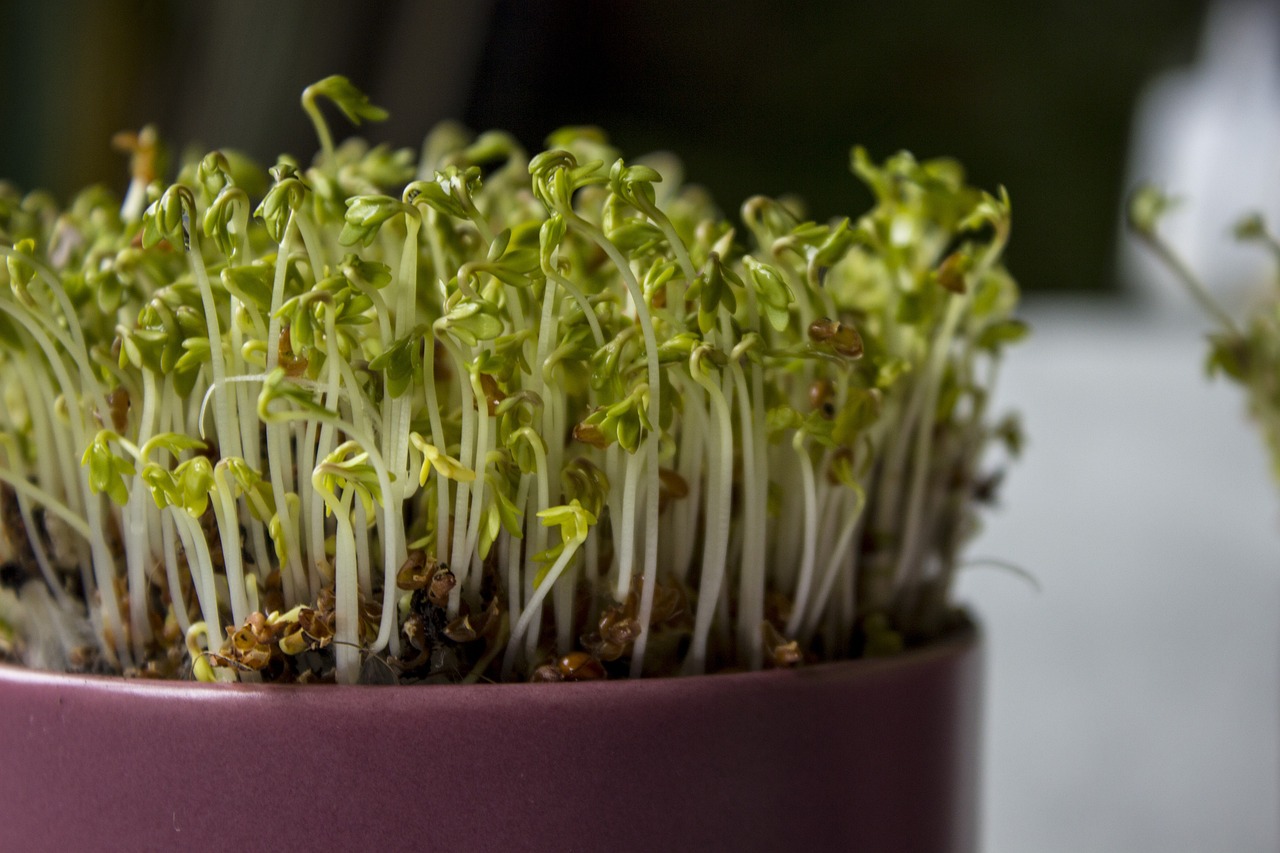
[0, 0, 1210, 292]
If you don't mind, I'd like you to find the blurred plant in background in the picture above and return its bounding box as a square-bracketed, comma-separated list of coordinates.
[1130, 185, 1280, 478]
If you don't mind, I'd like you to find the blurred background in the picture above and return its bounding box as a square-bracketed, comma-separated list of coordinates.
[1, 1, 1277, 850]
[0, 0, 1215, 296]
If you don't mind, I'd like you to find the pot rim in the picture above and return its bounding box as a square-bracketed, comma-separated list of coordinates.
[0, 618, 978, 700]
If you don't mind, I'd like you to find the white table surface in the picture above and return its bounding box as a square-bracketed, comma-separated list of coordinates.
[959, 298, 1280, 852]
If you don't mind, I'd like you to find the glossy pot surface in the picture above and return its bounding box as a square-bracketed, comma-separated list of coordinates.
[0, 627, 980, 852]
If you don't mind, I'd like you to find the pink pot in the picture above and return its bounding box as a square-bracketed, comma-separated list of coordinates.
[0, 626, 980, 852]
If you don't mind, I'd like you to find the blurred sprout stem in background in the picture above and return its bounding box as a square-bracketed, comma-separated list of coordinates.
[1130, 184, 1280, 478]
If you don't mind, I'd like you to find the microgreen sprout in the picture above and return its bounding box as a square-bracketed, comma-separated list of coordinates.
[0, 77, 1022, 682]
[1129, 184, 1280, 479]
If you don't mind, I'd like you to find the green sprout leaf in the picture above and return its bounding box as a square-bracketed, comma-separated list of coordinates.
[409, 432, 476, 485]
[538, 499, 596, 545]
[695, 253, 740, 334]
[1126, 183, 1176, 238]
[440, 298, 504, 346]
[341, 194, 412, 247]
[255, 163, 309, 243]
[743, 256, 793, 331]
[174, 456, 214, 518]
[368, 326, 425, 398]
[81, 431, 136, 506]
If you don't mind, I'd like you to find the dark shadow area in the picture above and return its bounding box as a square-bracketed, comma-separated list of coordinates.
[0, 0, 1210, 292]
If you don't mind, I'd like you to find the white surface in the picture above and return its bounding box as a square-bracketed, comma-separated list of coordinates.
[958, 299, 1280, 853]
[1122, 0, 1280, 318]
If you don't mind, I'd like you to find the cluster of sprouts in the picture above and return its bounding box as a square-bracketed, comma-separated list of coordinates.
[0, 77, 1023, 684]
[1130, 187, 1280, 480]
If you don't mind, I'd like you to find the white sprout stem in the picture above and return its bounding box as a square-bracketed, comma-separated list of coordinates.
[670, 373, 705, 583]
[353, 486, 373, 604]
[730, 361, 767, 668]
[145, 481, 165, 556]
[463, 197, 496, 246]
[631, 417, 662, 675]
[160, 514, 191, 635]
[772, 257, 816, 343]
[613, 448, 645, 600]
[604, 443, 623, 575]
[300, 417, 324, 592]
[121, 174, 148, 224]
[1138, 227, 1240, 335]
[224, 294, 271, 583]
[422, 338, 452, 567]
[461, 374, 492, 602]
[394, 216, 421, 337]
[805, 250, 839, 320]
[185, 231, 240, 460]
[655, 215, 698, 289]
[171, 509, 221, 648]
[124, 368, 160, 659]
[500, 278, 528, 336]
[263, 398, 399, 654]
[784, 433, 820, 638]
[519, 431, 551, 608]
[873, 376, 925, 539]
[421, 206, 451, 307]
[382, 216, 421, 569]
[552, 219, 664, 672]
[502, 535, 584, 679]
[264, 213, 295, 374]
[554, 558, 578, 654]
[628, 454, 661, 676]
[799, 486, 866, 641]
[894, 292, 968, 592]
[307, 308, 347, 590]
[684, 359, 733, 675]
[0, 298, 127, 666]
[316, 480, 360, 685]
[211, 467, 250, 627]
[771, 442, 804, 593]
[440, 337, 476, 612]
[545, 265, 605, 350]
[184, 375, 207, 438]
[294, 210, 329, 287]
[519, 437, 552, 666]
[226, 288, 252, 444]
[14, 364, 63, 520]
[531, 275, 564, 636]
[548, 399, 574, 649]
[564, 217, 663, 662]
[245, 576, 261, 619]
[531, 278, 557, 401]
[583, 521, 601, 610]
[543, 373, 566, 516]
[506, 473, 532, 629]
[263, 212, 307, 600]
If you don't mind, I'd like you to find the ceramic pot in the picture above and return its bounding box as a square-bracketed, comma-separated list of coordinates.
[0, 625, 980, 852]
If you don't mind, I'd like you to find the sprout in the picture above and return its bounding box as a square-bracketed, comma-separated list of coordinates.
[1129, 186, 1280, 483]
[1127, 184, 1239, 334]
[0, 75, 1022, 683]
[302, 75, 389, 164]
